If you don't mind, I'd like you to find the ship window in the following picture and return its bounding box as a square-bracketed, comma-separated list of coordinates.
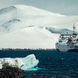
[59, 40, 62, 42]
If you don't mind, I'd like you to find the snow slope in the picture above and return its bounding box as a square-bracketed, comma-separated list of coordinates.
[0, 27, 59, 49]
[0, 5, 78, 49]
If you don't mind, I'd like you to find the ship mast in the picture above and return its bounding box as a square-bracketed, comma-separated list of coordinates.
[73, 24, 76, 34]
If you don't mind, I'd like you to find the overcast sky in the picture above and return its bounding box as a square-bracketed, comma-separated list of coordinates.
[0, 0, 78, 15]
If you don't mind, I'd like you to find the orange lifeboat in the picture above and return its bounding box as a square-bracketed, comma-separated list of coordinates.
[68, 37, 73, 42]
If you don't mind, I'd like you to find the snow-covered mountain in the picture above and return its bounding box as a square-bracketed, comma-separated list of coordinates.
[0, 5, 78, 49]
[0, 5, 64, 32]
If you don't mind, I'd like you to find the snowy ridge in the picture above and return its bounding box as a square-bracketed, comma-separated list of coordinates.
[15, 5, 65, 16]
[0, 6, 16, 15]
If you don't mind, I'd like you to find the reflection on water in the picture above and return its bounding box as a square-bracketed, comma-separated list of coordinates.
[0, 49, 78, 78]
[24, 68, 78, 78]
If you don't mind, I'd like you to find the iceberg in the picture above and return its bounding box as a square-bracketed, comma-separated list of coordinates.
[21, 54, 39, 70]
[0, 54, 39, 70]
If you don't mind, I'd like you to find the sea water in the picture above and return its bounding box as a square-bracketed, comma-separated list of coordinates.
[0, 49, 78, 78]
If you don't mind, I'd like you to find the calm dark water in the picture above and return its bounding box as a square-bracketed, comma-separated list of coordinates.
[0, 49, 78, 78]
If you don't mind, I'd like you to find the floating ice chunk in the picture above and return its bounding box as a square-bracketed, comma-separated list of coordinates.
[0, 54, 39, 70]
[21, 54, 39, 70]
[0, 58, 24, 68]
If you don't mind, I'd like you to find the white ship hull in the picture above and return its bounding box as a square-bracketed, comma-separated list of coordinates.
[56, 42, 78, 52]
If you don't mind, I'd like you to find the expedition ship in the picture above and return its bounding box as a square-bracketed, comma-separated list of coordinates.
[56, 25, 78, 52]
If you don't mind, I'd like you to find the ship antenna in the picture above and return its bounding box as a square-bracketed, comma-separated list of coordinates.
[73, 24, 76, 34]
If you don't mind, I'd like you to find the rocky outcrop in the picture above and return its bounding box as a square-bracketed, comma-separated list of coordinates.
[0, 65, 25, 78]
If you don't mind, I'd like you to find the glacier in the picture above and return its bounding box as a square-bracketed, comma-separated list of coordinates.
[0, 5, 78, 49]
[0, 54, 39, 70]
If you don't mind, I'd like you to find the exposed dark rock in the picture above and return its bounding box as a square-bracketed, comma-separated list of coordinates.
[0, 65, 25, 78]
